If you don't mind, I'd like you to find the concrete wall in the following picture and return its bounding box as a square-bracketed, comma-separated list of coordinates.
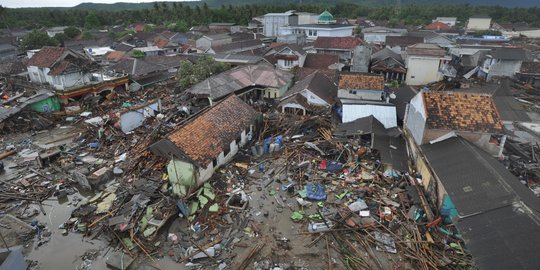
[467, 18, 491, 30]
[404, 92, 426, 145]
[405, 57, 442, 85]
[264, 15, 297, 37]
[364, 33, 403, 44]
[28, 65, 92, 90]
[487, 60, 522, 80]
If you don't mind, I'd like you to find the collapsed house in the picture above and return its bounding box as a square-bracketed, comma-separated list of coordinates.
[149, 95, 257, 196]
[278, 71, 337, 115]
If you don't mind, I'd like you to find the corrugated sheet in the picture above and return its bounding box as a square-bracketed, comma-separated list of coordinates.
[342, 103, 397, 128]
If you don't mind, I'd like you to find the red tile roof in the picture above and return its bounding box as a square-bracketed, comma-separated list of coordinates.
[134, 24, 145, 32]
[27, 47, 67, 68]
[303, 54, 339, 69]
[424, 22, 451, 30]
[167, 95, 257, 166]
[314, 36, 362, 50]
[423, 91, 503, 133]
[338, 72, 384, 90]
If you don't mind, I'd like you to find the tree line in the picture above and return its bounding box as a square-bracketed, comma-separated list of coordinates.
[1, 3, 539, 31]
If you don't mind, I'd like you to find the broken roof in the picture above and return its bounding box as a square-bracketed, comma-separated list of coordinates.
[338, 72, 385, 91]
[314, 36, 362, 50]
[109, 57, 166, 77]
[187, 65, 293, 100]
[520, 61, 540, 74]
[423, 91, 503, 133]
[406, 43, 446, 57]
[166, 95, 256, 166]
[490, 47, 530, 61]
[27, 47, 68, 68]
[303, 54, 339, 69]
[281, 71, 337, 105]
[371, 47, 403, 63]
[103, 51, 126, 62]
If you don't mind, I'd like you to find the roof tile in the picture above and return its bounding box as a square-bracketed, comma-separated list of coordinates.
[314, 36, 362, 50]
[338, 72, 384, 90]
[423, 91, 503, 133]
[167, 95, 256, 165]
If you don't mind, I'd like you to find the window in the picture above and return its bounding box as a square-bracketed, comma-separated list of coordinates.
[313, 30, 317, 36]
[284, 60, 294, 66]
[308, 30, 313, 36]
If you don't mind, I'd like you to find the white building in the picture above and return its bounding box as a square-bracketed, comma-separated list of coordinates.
[467, 15, 492, 31]
[271, 44, 307, 70]
[46, 26, 68, 38]
[278, 11, 354, 41]
[362, 27, 408, 44]
[432, 17, 457, 27]
[263, 11, 298, 37]
[404, 43, 450, 85]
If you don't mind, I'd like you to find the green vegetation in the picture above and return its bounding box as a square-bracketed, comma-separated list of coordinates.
[81, 31, 94, 40]
[132, 49, 145, 58]
[1, 3, 540, 30]
[177, 56, 231, 90]
[64, 26, 81, 38]
[21, 30, 57, 50]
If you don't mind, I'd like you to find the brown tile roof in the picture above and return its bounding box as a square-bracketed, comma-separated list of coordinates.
[314, 36, 362, 50]
[406, 43, 446, 57]
[27, 47, 67, 68]
[296, 68, 337, 82]
[104, 51, 126, 61]
[338, 72, 384, 91]
[167, 95, 257, 166]
[154, 38, 169, 48]
[303, 54, 339, 69]
[423, 91, 503, 133]
[520, 62, 540, 74]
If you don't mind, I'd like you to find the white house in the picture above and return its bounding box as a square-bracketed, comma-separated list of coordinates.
[479, 48, 530, 81]
[432, 17, 457, 27]
[195, 33, 232, 51]
[467, 15, 492, 31]
[27, 47, 96, 90]
[271, 44, 307, 70]
[263, 11, 298, 37]
[278, 11, 354, 40]
[404, 43, 450, 85]
[149, 95, 256, 197]
[279, 71, 337, 115]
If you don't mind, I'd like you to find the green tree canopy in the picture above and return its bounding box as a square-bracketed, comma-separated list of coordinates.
[173, 20, 189, 33]
[132, 49, 145, 58]
[81, 31, 94, 40]
[84, 12, 101, 29]
[53, 33, 69, 44]
[21, 30, 58, 50]
[177, 56, 231, 90]
[64, 26, 81, 38]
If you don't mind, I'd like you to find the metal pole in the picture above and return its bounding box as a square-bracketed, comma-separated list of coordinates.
[0, 230, 10, 251]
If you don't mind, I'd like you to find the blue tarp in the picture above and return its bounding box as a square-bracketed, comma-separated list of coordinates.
[305, 183, 327, 201]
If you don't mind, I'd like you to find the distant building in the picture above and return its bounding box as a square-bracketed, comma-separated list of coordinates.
[269, 44, 307, 70]
[466, 15, 492, 31]
[278, 11, 354, 40]
[208, 23, 240, 33]
[263, 11, 298, 37]
[362, 27, 408, 44]
[432, 17, 457, 27]
[313, 36, 363, 64]
[46, 26, 68, 38]
[196, 33, 233, 51]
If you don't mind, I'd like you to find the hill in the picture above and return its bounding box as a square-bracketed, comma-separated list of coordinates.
[71, 0, 540, 10]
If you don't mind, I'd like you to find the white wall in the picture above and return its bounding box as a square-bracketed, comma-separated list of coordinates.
[467, 18, 491, 30]
[364, 33, 403, 44]
[342, 104, 397, 128]
[264, 15, 290, 37]
[406, 57, 442, 85]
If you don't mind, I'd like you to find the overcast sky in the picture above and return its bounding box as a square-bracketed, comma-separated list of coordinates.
[1, 0, 196, 8]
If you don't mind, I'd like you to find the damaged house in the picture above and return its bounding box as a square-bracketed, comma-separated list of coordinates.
[405, 90, 504, 155]
[149, 95, 257, 196]
[479, 47, 531, 81]
[186, 64, 293, 103]
[26, 46, 128, 99]
[404, 43, 450, 85]
[338, 72, 397, 129]
[278, 71, 337, 115]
